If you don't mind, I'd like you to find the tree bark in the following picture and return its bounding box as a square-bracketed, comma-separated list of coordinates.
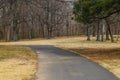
[92, 25, 96, 37]
[105, 18, 114, 42]
[101, 19, 105, 42]
[96, 21, 100, 41]
[6, 26, 11, 41]
[106, 27, 110, 40]
[86, 24, 90, 41]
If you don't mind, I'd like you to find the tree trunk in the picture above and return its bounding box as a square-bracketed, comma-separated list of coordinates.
[106, 27, 110, 40]
[105, 19, 114, 42]
[86, 24, 90, 41]
[29, 29, 32, 39]
[6, 26, 11, 41]
[92, 25, 96, 37]
[48, 30, 52, 39]
[13, 32, 18, 41]
[96, 21, 100, 41]
[41, 26, 45, 38]
[101, 20, 105, 42]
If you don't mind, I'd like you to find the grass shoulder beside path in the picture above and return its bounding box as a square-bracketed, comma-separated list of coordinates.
[0, 45, 37, 80]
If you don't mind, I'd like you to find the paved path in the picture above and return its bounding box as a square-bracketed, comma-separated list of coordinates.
[29, 45, 119, 80]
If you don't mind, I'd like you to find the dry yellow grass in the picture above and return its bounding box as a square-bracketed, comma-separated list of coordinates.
[0, 36, 120, 78]
[0, 37, 120, 49]
[0, 59, 36, 80]
[0, 46, 37, 80]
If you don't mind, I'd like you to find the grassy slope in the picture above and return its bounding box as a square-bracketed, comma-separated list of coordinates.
[0, 36, 120, 78]
[0, 46, 37, 80]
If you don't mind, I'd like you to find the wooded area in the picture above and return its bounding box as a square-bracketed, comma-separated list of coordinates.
[73, 0, 120, 42]
[0, 0, 120, 42]
[0, 0, 80, 41]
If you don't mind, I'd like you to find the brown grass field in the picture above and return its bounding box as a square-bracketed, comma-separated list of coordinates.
[0, 36, 120, 78]
[0, 46, 37, 80]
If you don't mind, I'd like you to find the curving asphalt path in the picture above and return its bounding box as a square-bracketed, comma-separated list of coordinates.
[28, 45, 119, 80]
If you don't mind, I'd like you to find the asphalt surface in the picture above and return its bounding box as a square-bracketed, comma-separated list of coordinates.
[29, 45, 120, 80]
